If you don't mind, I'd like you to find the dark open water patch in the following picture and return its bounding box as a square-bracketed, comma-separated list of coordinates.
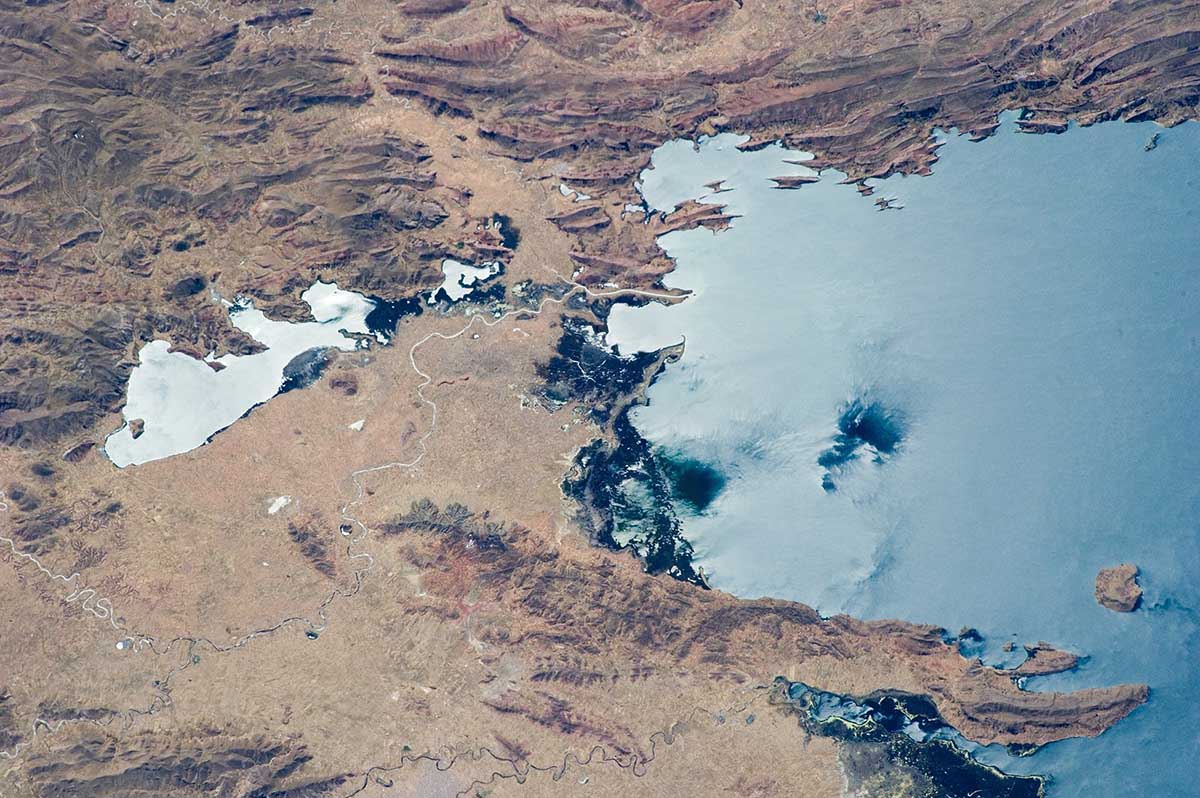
[657, 449, 726, 512]
[491, 213, 521, 250]
[818, 396, 905, 492]
[366, 269, 507, 340]
[364, 294, 424, 339]
[512, 279, 571, 309]
[279, 347, 334, 394]
[168, 273, 208, 299]
[953, 627, 989, 659]
[451, 278, 506, 306]
[589, 293, 656, 329]
[779, 679, 1044, 798]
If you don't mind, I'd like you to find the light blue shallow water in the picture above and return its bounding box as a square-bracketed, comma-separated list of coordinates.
[606, 113, 1200, 796]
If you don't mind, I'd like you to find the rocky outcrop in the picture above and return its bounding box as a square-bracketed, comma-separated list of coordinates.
[377, 30, 526, 65]
[651, 199, 738, 235]
[771, 174, 821, 189]
[1096, 564, 1143, 612]
[286, 513, 338, 579]
[547, 204, 612, 234]
[0, 689, 20, 753]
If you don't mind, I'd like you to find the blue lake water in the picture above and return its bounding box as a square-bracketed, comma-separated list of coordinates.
[606, 113, 1200, 796]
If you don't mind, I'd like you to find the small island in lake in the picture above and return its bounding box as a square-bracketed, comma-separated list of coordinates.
[1095, 564, 1143, 613]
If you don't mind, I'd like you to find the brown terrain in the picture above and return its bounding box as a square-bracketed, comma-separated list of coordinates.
[2, 0, 1195, 795]
[1009, 642, 1081, 677]
[1095, 563, 1144, 612]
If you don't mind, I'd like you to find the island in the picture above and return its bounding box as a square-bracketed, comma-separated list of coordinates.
[1096, 564, 1143, 612]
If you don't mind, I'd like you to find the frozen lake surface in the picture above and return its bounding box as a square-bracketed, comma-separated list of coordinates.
[435, 259, 500, 301]
[607, 113, 1200, 796]
[104, 282, 375, 467]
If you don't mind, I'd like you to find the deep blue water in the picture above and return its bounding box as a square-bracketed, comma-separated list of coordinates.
[607, 113, 1200, 796]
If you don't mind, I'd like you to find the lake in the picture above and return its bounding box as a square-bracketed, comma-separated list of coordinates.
[606, 112, 1200, 796]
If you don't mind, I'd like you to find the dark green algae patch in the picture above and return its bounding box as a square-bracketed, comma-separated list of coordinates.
[776, 678, 1045, 798]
